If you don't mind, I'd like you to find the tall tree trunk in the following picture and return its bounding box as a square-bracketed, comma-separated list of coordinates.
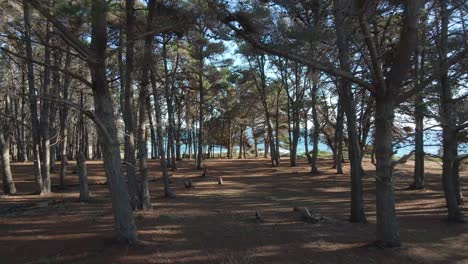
[196, 63, 204, 169]
[333, 0, 366, 222]
[89, 0, 137, 242]
[40, 21, 52, 193]
[135, 0, 156, 210]
[23, 0, 43, 194]
[439, 0, 464, 221]
[151, 73, 175, 198]
[303, 109, 312, 163]
[122, 0, 139, 210]
[59, 49, 71, 187]
[162, 37, 177, 171]
[310, 81, 319, 174]
[412, 90, 425, 189]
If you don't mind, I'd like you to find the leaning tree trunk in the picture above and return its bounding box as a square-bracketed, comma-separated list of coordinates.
[23, 0, 43, 194]
[89, 0, 137, 242]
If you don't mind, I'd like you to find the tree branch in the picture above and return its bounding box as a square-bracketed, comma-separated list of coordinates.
[29, 0, 94, 62]
[0, 47, 92, 87]
[30, 94, 113, 144]
[211, 4, 375, 93]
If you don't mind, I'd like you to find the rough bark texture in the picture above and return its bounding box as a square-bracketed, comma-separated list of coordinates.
[23, 0, 43, 194]
[196, 61, 204, 169]
[310, 81, 319, 174]
[123, 0, 139, 210]
[333, 0, 366, 223]
[59, 49, 72, 187]
[151, 71, 175, 198]
[89, 0, 137, 242]
[40, 22, 52, 193]
[135, 0, 156, 210]
[439, 0, 464, 222]
[0, 128, 16, 195]
[374, 97, 400, 247]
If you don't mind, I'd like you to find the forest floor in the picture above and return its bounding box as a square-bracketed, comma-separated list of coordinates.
[1, 157, 467, 264]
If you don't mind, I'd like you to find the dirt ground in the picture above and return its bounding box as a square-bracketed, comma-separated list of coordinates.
[0, 157, 467, 264]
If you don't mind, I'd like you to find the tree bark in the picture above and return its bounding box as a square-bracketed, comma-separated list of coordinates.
[310, 80, 319, 174]
[89, 0, 137, 242]
[196, 59, 204, 169]
[23, 0, 43, 194]
[1, 127, 16, 195]
[151, 71, 175, 198]
[439, 0, 464, 221]
[333, 0, 366, 223]
[77, 152, 89, 202]
[122, 0, 139, 210]
[40, 21, 52, 193]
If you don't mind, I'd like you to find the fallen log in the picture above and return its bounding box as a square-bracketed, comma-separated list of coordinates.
[293, 206, 324, 223]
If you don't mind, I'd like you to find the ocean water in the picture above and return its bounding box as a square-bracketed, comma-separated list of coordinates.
[150, 130, 467, 157]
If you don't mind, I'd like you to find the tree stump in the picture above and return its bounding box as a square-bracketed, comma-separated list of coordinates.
[184, 179, 193, 189]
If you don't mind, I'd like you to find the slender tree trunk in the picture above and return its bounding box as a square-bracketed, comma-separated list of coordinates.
[146, 96, 157, 159]
[151, 71, 175, 198]
[333, 0, 366, 222]
[40, 21, 52, 193]
[303, 110, 311, 163]
[23, 0, 43, 194]
[438, 0, 464, 221]
[310, 81, 319, 174]
[135, 0, 156, 209]
[162, 37, 177, 171]
[59, 49, 71, 187]
[196, 63, 204, 169]
[412, 94, 425, 189]
[238, 126, 243, 159]
[122, 0, 139, 210]
[334, 101, 344, 174]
